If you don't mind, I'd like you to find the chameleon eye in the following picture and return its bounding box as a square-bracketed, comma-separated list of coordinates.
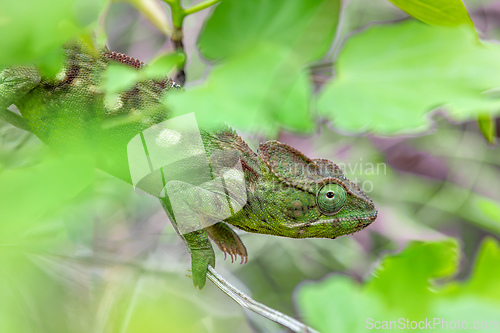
[316, 184, 347, 215]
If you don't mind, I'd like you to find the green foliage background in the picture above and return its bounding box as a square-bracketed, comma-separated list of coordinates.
[1, 0, 500, 332]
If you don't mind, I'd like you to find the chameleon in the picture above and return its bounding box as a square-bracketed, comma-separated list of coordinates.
[0, 42, 378, 289]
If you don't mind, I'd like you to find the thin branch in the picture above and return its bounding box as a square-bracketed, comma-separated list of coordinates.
[162, 0, 220, 86]
[0, 108, 32, 132]
[164, 0, 184, 28]
[207, 266, 319, 333]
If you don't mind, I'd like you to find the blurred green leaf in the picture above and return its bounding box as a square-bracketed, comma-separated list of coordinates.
[297, 239, 500, 332]
[477, 114, 497, 145]
[297, 276, 383, 332]
[319, 21, 500, 134]
[125, 285, 209, 333]
[0, 155, 94, 240]
[365, 240, 459, 316]
[165, 44, 313, 136]
[198, 0, 340, 64]
[476, 197, 500, 224]
[458, 238, 500, 299]
[0, 0, 105, 69]
[389, 0, 492, 150]
[101, 63, 140, 94]
[0, 255, 79, 333]
[388, 0, 473, 27]
[142, 52, 185, 80]
[101, 53, 184, 94]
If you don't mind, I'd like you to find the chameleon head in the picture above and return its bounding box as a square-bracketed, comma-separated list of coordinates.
[253, 141, 377, 239]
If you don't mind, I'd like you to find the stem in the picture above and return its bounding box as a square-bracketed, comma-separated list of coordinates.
[184, 0, 221, 16]
[0, 109, 32, 132]
[161, 0, 221, 85]
[164, 0, 185, 28]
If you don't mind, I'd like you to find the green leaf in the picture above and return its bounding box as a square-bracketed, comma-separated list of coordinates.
[0, 0, 106, 68]
[142, 52, 185, 80]
[297, 239, 500, 332]
[477, 114, 497, 146]
[0, 155, 94, 241]
[459, 238, 500, 300]
[297, 276, 383, 333]
[165, 44, 313, 137]
[101, 53, 184, 94]
[475, 197, 500, 225]
[319, 21, 500, 134]
[101, 63, 140, 94]
[388, 0, 474, 27]
[198, 0, 340, 64]
[365, 240, 459, 317]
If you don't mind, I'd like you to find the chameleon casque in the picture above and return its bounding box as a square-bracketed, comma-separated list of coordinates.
[0, 42, 377, 289]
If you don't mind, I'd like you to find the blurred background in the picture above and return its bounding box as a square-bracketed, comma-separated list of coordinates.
[1, 0, 500, 332]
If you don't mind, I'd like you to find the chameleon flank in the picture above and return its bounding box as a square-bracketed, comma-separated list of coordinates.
[0, 42, 377, 289]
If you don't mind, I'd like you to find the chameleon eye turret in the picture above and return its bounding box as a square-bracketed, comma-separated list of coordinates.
[316, 183, 347, 215]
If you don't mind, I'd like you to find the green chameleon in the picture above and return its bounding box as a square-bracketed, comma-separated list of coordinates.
[0, 42, 377, 289]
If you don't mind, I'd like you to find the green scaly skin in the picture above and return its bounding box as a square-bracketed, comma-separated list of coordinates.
[0, 42, 377, 289]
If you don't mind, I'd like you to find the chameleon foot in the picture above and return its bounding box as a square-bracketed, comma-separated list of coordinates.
[205, 222, 248, 264]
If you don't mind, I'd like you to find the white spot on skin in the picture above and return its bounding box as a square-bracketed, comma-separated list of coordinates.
[72, 78, 82, 86]
[55, 67, 67, 81]
[104, 94, 123, 112]
[156, 129, 181, 147]
[88, 85, 101, 94]
[113, 96, 123, 110]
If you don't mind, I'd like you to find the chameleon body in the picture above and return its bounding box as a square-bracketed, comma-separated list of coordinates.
[0, 43, 377, 289]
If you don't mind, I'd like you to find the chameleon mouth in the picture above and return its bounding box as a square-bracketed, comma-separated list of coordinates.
[307, 209, 378, 227]
[366, 209, 378, 221]
[359, 210, 378, 227]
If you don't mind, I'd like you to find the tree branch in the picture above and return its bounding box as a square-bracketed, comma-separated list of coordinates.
[0, 108, 32, 132]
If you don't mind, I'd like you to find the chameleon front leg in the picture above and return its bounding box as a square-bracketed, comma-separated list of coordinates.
[183, 228, 216, 289]
[205, 222, 247, 264]
[169, 220, 248, 289]
[0, 67, 41, 131]
[160, 171, 248, 288]
[159, 195, 216, 289]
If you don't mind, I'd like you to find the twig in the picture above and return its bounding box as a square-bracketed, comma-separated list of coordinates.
[163, 0, 221, 86]
[207, 266, 319, 333]
[0, 108, 32, 132]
